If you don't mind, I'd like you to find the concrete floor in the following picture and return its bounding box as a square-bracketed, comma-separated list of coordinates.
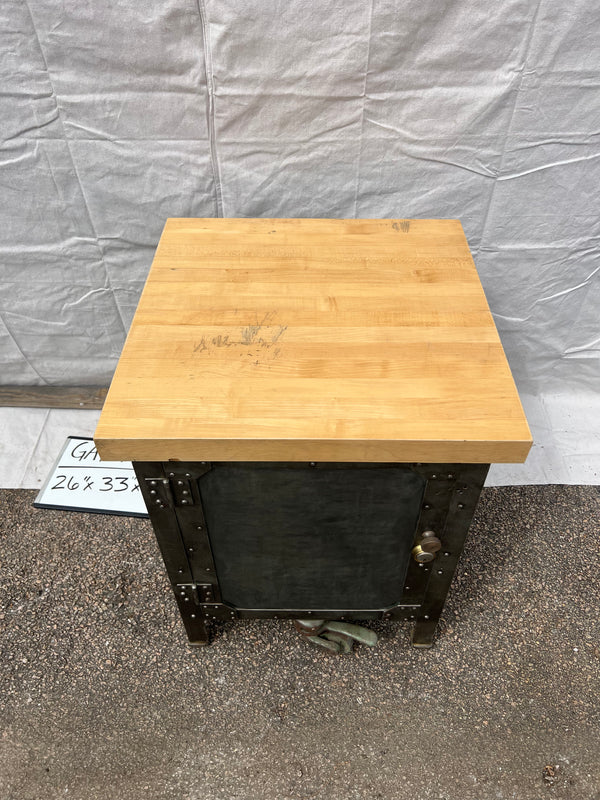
[1, 485, 599, 800]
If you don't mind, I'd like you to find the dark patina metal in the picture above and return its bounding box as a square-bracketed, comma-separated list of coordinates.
[134, 461, 489, 649]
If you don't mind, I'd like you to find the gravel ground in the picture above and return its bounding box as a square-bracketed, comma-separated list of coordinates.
[1, 486, 599, 800]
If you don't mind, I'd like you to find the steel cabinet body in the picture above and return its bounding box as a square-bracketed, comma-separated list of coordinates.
[95, 218, 531, 648]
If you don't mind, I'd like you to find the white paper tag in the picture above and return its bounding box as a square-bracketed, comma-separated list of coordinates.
[34, 436, 148, 517]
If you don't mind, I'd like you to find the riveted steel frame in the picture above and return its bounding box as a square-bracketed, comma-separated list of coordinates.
[134, 461, 489, 648]
[409, 463, 489, 647]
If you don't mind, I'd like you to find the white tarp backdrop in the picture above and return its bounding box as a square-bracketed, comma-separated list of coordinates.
[1, 0, 599, 482]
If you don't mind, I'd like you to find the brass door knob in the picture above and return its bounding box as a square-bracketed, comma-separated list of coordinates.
[412, 530, 442, 563]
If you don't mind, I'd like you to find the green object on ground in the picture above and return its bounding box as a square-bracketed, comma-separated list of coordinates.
[295, 619, 378, 653]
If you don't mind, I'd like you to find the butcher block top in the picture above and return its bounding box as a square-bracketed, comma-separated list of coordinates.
[94, 218, 532, 464]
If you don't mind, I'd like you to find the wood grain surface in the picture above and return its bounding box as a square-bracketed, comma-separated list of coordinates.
[0, 386, 108, 409]
[95, 218, 532, 463]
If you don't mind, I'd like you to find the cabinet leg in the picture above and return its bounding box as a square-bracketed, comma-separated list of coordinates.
[173, 587, 211, 646]
[411, 618, 438, 649]
[187, 619, 210, 647]
[181, 613, 210, 646]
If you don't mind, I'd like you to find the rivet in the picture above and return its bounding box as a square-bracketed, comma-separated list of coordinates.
[423, 503, 431, 510]
[201, 462, 206, 465]
[188, 547, 194, 553]
[181, 499, 188, 505]
[444, 551, 451, 556]
[162, 479, 169, 485]
[155, 499, 162, 505]
[437, 570, 443, 575]
[197, 525, 203, 530]
[418, 563, 424, 568]
[190, 614, 196, 619]
[409, 615, 415, 620]
[180, 591, 186, 596]
[447, 473, 454, 479]
[169, 472, 175, 477]
[431, 474, 437, 479]
[149, 489, 156, 495]
[310, 462, 316, 467]
[424, 615, 430, 620]
[205, 568, 210, 572]
[177, 480, 183, 486]
[178, 568, 183, 574]
[185, 473, 191, 478]
[182, 490, 189, 495]
[405, 586, 410, 591]
[184, 597, 189, 602]
[458, 503, 465, 509]
[150, 480, 157, 486]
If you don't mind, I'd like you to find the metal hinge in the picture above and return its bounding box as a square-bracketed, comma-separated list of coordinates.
[145, 477, 195, 508]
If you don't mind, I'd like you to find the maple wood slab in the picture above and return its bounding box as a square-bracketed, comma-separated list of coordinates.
[95, 218, 531, 464]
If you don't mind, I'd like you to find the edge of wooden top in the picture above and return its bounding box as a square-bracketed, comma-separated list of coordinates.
[161, 217, 464, 224]
[94, 435, 532, 465]
[159, 217, 466, 236]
